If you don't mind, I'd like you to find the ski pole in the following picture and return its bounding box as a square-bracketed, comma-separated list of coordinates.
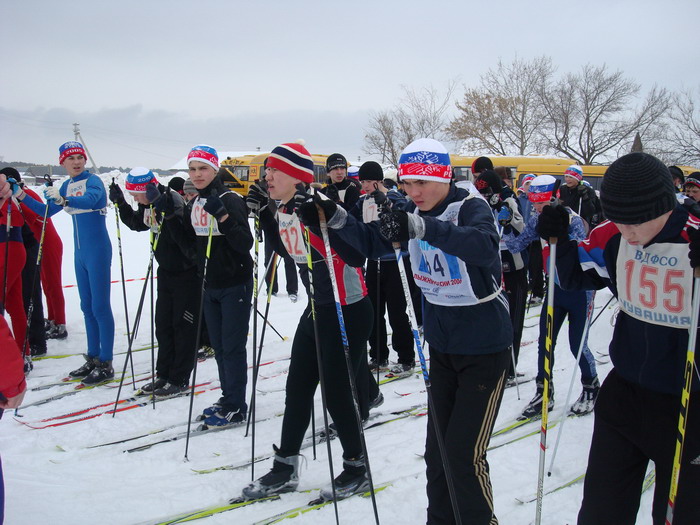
[247, 210, 261, 479]
[113, 178, 136, 384]
[589, 294, 615, 329]
[255, 307, 286, 341]
[1, 200, 11, 317]
[547, 290, 596, 476]
[148, 209, 158, 410]
[302, 220, 340, 525]
[184, 220, 214, 461]
[392, 241, 462, 525]
[257, 247, 280, 296]
[510, 346, 521, 400]
[664, 266, 700, 525]
[318, 206, 380, 524]
[375, 259, 381, 386]
[535, 238, 558, 525]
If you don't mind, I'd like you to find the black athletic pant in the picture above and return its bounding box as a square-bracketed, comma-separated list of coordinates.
[425, 347, 509, 525]
[21, 240, 46, 352]
[528, 241, 544, 298]
[578, 369, 700, 525]
[366, 258, 415, 365]
[154, 269, 199, 386]
[503, 268, 527, 375]
[279, 296, 373, 460]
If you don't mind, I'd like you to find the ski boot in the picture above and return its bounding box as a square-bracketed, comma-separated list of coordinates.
[570, 377, 600, 416]
[82, 360, 114, 385]
[140, 377, 167, 395]
[69, 355, 99, 378]
[519, 381, 554, 420]
[242, 446, 302, 499]
[319, 457, 369, 501]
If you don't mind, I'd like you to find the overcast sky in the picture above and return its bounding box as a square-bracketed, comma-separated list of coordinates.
[2, 0, 699, 170]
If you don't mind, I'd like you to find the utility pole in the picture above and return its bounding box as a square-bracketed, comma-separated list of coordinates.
[72, 123, 100, 174]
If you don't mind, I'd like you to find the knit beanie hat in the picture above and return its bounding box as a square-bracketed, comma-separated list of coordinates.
[267, 140, 314, 184]
[564, 165, 583, 182]
[528, 175, 560, 203]
[600, 152, 677, 225]
[168, 176, 185, 195]
[59, 141, 87, 165]
[183, 179, 197, 195]
[347, 165, 360, 179]
[398, 138, 452, 183]
[474, 169, 503, 196]
[187, 144, 219, 171]
[326, 153, 347, 172]
[358, 161, 384, 181]
[668, 165, 685, 186]
[125, 167, 158, 193]
[471, 156, 493, 175]
[0, 167, 21, 182]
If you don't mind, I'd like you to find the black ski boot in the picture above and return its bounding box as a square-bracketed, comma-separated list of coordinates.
[140, 377, 167, 395]
[241, 446, 302, 499]
[82, 360, 114, 386]
[69, 355, 98, 378]
[519, 381, 554, 420]
[319, 457, 369, 501]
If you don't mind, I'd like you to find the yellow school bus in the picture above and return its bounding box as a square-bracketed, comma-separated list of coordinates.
[450, 155, 576, 182]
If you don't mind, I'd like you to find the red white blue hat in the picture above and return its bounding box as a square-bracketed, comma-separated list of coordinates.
[398, 138, 452, 183]
[267, 140, 314, 184]
[528, 175, 559, 203]
[125, 167, 158, 193]
[564, 165, 583, 182]
[59, 141, 87, 164]
[187, 144, 219, 171]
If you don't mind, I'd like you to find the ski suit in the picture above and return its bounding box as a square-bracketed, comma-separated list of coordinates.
[259, 188, 377, 462]
[0, 198, 27, 354]
[116, 189, 199, 386]
[21, 171, 114, 361]
[552, 207, 700, 525]
[335, 183, 513, 525]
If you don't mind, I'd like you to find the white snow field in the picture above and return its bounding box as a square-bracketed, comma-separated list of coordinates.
[0, 177, 657, 524]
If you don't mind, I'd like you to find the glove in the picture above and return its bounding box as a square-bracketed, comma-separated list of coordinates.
[536, 204, 570, 240]
[246, 182, 269, 212]
[324, 184, 340, 203]
[370, 189, 388, 209]
[109, 182, 125, 205]
[203, 195, 228, 221]
[7, 178, 25, 201]
[577, 184, 590, 200]
[145, 183, 164, 207]
[379, 210, 425, 242]
[44, 185, 66, 206]
[688, 227, 700, 269]
[158, 189, 176, 218]
[497, 205, 513, 227]
[297, 192, 338, 228]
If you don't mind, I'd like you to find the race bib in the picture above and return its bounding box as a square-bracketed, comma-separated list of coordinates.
[191, 198, 222, 237]
[278, 211, 307, 264]
[616, 240, 693, 328]
[362, 197, 380, 223]
[64, 179, 106, 215]
[143, 207, 159, 233]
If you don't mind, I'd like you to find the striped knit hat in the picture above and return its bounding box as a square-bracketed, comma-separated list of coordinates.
[59, 141, 87, 165]
[601, 153, 677, 225]
[187, 144, 219, 171]
[398, 138, 452, 183]
[266, 140, 314, 184]
[125, 167, 158, 193]
[528, 175, 559, 203]
[564, 165, 583, 182]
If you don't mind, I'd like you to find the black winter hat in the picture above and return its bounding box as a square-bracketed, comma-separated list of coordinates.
[668, 165, 685, 186]
[358, 161, 383, 181]
[471, 156, 493, 174]
[474, 169, 503, 196]
[168, 176, 185, 194]
[0, 166, 21, 181]
[326, 153, 347, 172]
[601, 152, 677, 225]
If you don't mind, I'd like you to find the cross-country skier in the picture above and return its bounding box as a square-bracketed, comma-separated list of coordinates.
[13, 142, 115, 385]
[502, 174, 600, 418]
[558, 165, 603, 232]
[537, 152, 700, 525]
[241, 140, 376, 502]
[329, 138, 513, 524]
[322, 153, 360, 211]
[109, 168, 199, 397]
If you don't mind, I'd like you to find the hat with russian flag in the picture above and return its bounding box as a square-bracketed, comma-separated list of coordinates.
[125, 167, 158, 193]
[266, 140, 314, 184]
[564, 165, 583, 182]
[398, 138, 452, 184]
[187, 144, 219, 171]
[59, 141, 87, 165]
[528, 174, 560, 203]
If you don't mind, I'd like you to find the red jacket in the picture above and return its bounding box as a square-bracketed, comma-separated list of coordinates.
[0, 316, 26, 400]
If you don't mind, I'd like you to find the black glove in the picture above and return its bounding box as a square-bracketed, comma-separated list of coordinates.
[144, 183, 163, 206]
[379, 210, 410, 242]
[536, 204, 570, 240]
[109, 182, 125, 205]
[497, 205, 513, 227]
[324, 184, 340, 203]
[688, 227, 700, 269]
[203, 195, 227, 221]
[246, 182, 269, 212]
[297, 192, 338, 228]
[370, 189, 388, 209]
[158, 189, 176, 218]
[577, 184, 590, 200]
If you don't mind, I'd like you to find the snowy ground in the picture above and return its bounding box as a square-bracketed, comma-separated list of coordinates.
[0, 178, 656, 525]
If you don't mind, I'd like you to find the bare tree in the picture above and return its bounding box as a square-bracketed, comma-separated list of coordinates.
[539, 64, 670, 164]
[665, 87, 700, 166]
[364, 82, 457, 168]
[447, 56, 554, 156]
